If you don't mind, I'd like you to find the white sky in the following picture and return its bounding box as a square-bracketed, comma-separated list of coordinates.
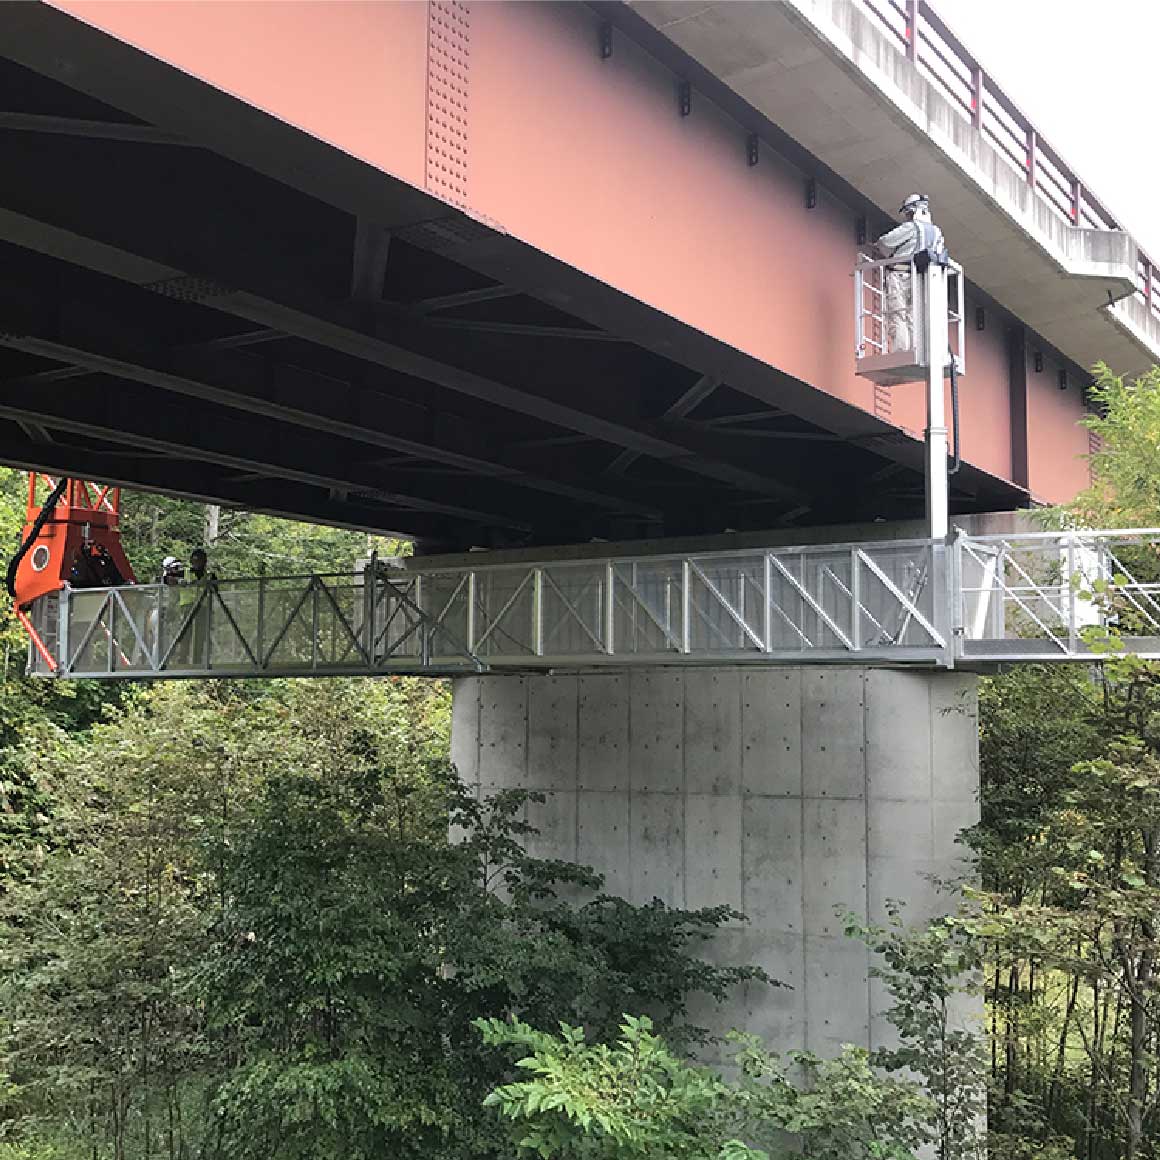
[938, 0, 1160, 257]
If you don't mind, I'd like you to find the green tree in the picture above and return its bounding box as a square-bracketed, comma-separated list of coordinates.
[1, 679, 763, 1160]
[975, 665, 1103, 899]
[847, 907, 987, 1160]
[477, 1014, 932, 1160]
[969, 665, 1102, 1151]
[1, 678, 452, 1156]
[967, 361, 1160, 1160]
[0, 683, 234, 1154]
[0, 467, 133, 888]
[978, 667, 1160, 1160]
[1070, 363, 1160, 530]
[204, 770, 762, 1160]
[117, 492, 405, 581]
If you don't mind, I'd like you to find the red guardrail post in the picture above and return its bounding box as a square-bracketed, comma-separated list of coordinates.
[1026, 129, 1037, 189]
[905, 0, 918, 60]
[970, 65, 984, 130]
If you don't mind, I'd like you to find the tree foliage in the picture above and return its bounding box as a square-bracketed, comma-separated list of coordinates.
[0, 467, 134, 886]
[115, 491, 404, 581]
[1070, 363, 1160, 530]
[847, 907, 987, 1160]
[476, 901, 994, 1160]
[970, 362, 1160, 1160]
[975, 660, 1160, 1159]
[478, 1014, 933, 1160]
[0, 678, 763, 1159]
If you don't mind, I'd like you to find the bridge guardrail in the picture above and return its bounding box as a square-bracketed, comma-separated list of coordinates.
[953, 528, 1160, 663]
[25, 569, 486, 679]
[409, 538, 950, 668]
[26, 530, 1160, 678]
[855, 0, 1160, 324]
[26, 538, 952, 677]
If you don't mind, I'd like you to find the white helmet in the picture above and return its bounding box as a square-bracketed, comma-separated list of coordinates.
[899, 192, 929, 218]
[162, 556, 181, 571]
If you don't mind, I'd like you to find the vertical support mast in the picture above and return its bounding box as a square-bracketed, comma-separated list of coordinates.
[924, 263, 950, 540]
[853, 250, 963, 538]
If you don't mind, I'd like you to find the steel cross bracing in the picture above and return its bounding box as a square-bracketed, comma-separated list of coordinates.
[25, 566, 486, 680]
[24, 530, 1160, 680]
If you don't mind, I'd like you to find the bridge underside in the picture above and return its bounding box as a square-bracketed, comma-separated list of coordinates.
[0, 8, 1026, 552]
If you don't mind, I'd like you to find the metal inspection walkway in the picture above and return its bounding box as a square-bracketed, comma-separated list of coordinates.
[22, 528, 1160, 679]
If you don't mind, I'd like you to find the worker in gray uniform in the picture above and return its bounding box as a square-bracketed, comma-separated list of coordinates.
[874, 193, 947, 354]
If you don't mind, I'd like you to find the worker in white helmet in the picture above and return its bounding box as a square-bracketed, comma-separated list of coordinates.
[874, 194, 947, 354]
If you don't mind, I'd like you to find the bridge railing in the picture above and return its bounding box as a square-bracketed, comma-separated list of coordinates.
[954, 528, 1160, 662]
[855, 0, 1160, 324]
[24, 538, 951, 677]
[25, 568, 485, 679]
[25, 538, 953, 676]
[26, 531, 1160, 678]
[409, 537, 950, 667]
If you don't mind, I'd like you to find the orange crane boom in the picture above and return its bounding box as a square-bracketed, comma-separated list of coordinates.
[7, 475, 136, 670]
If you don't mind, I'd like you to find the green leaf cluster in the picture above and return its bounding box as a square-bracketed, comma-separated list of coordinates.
[477, 1014, 933, 1160]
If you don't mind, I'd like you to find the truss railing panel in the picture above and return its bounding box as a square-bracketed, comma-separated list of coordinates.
[407, 538, 951, 669]
[26, 539, 953, 678]
[954, 528, 1160, 663]
[28, 530, 1160, 679]
[27, 570, 484, 679]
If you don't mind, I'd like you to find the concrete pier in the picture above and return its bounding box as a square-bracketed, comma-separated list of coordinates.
[451, 666, 979, 1054]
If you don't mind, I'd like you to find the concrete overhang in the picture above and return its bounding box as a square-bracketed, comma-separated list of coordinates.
[627, 0, 1160, 379]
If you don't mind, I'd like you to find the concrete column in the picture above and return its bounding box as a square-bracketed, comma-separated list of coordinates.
[451, 665, 979, 1057]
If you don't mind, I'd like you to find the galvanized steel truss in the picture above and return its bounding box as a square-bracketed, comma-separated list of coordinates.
[955, 528, 1160, 663]
[26, 567, 485, 679]
[25, 530, 1160, 679]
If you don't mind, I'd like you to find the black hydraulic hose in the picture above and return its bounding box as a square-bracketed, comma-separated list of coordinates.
[947, 345, 961, 476]
[6, 476, 68, 601]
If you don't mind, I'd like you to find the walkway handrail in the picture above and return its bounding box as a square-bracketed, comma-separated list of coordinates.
[856, 0, 1160, 322]
[23, 529, 1160, 678]
[962, 526, 1160, 542]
